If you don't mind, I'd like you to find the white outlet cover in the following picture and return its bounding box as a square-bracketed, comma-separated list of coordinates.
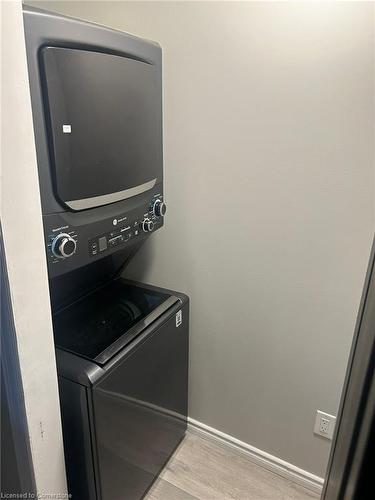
[314, 410, 336, 440]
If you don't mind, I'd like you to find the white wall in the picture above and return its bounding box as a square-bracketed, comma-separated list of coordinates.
[1, 1, 67, 495]
[28, 1, 374, 478]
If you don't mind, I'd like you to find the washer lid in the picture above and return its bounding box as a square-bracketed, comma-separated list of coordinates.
[53, 279, 178, 365]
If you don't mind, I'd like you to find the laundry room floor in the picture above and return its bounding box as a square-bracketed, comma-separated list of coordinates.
[146, 433, 320, 500]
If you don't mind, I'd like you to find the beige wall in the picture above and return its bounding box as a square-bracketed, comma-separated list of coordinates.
[1, 1, 67, 495]
[27, 1, 374, 478]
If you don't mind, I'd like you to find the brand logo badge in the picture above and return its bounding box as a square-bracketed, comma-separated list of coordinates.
[113, 219, 118, 226]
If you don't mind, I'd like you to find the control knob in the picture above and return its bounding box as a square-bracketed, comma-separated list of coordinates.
[152, 199, 167, 217]
[142, 218, 155, 232]
[51, 233, 77, 259]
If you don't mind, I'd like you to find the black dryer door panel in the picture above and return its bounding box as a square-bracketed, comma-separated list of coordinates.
[40, 47, 162, 210]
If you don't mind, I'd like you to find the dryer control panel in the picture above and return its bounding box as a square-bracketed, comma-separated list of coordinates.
[44, 191, 166, 278]
[88, 216, 151, 258]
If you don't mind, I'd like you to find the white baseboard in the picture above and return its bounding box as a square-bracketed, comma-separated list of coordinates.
[188, 418, 324, 495]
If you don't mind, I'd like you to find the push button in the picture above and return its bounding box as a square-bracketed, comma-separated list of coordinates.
[98, 237, 107, 252]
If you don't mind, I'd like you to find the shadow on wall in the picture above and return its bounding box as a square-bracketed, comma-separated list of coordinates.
[123, 239, 156, 283]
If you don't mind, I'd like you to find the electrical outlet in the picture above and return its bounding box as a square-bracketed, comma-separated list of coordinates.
[314, 410, 336, 440]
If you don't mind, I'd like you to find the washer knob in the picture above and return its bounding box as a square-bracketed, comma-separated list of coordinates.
[142, 218, 155, 232]
[153, 199, 167, 217]
[51, 233, 77, 259]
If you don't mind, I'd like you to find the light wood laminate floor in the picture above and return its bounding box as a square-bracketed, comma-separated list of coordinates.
[146, 433, 320, 500]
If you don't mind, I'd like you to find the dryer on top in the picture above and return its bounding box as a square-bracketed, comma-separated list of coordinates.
[23, 6, 166, 278]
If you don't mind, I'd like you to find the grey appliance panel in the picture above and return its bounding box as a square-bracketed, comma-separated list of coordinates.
[55, 283, 189, 500]
[93, 303, 189, 499]
[58, 377, 98, 499]
[40, 47, 161, 209]
[44, 186, 163, 278]
[54, 282, 189, 387]
[22, 7, 164, 277]
[23, 6, 163, 215]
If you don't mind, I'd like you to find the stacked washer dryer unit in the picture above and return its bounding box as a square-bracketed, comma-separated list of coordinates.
[24, 7, 189, 500]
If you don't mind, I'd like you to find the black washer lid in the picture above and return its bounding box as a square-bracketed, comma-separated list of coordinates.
[53, 279, 178, 365]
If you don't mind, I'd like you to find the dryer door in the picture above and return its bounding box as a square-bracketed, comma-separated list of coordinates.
[92, 303, 189, 500]
[41, 47, 162, 210]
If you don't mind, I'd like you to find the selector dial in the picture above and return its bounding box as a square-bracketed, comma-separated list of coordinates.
[142, 218, 155, 233]
[51, 233, 77, 259]
[152, 199, 167, 217]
